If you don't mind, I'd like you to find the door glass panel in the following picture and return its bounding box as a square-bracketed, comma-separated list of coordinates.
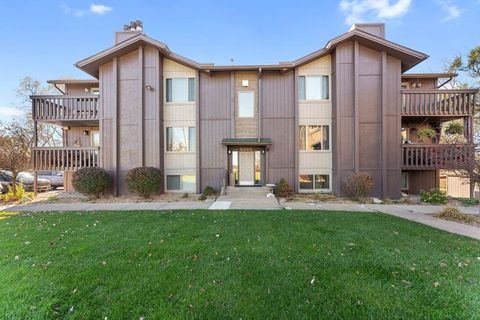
[232, 151, 239, 185]
[255, 151, 261, 184]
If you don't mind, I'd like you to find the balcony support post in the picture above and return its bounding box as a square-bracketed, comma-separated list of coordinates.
[33, 112, 38, 198]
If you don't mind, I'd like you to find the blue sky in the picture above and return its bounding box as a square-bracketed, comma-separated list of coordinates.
[0, 0, 479, 120]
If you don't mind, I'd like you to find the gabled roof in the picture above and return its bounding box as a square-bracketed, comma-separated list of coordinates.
[291, 29, 428, 71]
[76, 27, 428, 78]
[401, 73, 457, 79]
[76, 33, 203, 78]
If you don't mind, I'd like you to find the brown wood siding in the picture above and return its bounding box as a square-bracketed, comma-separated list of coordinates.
[406, 170, 438, 194]
[261, 71, 295, 186]
[235, 72, 258, 138]
[333, 43, 402, 198]
[65, 127, 99, 147]
[99, 60, 117, 193]
[66, 83, 98, 95]
[385, 56, 402, 197]
[143, 46, 163, 170]
[332, 41, 355, 195]
[199, 72, 232, 191]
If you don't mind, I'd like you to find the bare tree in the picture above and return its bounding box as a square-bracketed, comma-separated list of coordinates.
[0, 119, 33, 195]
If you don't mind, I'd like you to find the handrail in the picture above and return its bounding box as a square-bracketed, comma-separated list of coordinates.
[33, 147, 100, 171]
[401, 89, 477, 116]
[32, 95, 99, 121]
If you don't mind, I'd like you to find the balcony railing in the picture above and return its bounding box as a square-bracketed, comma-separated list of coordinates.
[402, 89, 477, 116]
[402, 144, 474, 170]
[33, 147, 100, 171]
[32, 95, 99, 121]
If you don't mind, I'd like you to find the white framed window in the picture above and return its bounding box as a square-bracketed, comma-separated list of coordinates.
[166, 127, 195, 152]
[91, 87, 100, 95]
[166, 175, 196, 192]
[238, 91, 254, 117]
[299, 174, 330, 191]
[299, 125, 330, 151]
[166, 78, 195, 102]
[91, 131, 100, 147]
[299, 75, 329, 100]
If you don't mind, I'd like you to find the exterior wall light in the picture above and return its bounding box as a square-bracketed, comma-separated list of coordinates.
[145, 85, 153, 91]
[83, 130, 89, 136]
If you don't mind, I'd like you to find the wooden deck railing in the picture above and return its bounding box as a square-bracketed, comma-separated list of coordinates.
[402, 89, 477, 116]
[402, 144, 474, 170]
[32, 95, 99, 121]
[33, 147, 100, 171]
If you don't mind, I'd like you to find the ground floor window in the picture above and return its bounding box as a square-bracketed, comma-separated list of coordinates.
[299, 174, 330, 191]
[166, 175, 196, 192]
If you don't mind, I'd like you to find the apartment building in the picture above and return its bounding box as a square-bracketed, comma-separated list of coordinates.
[31, 23, 477, 198]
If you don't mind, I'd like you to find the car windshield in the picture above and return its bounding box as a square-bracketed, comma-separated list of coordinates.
[17, 172, 34, 179]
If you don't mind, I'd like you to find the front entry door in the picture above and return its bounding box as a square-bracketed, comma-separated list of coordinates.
[238, 151, 255, 185]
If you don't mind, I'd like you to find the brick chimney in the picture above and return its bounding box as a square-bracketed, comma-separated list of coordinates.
[349, 23, 385, 38]
[115, 20, 144, 44]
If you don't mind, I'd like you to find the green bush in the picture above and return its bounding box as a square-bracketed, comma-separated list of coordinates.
[126, 167, 163, 198]
[203, 186, 216, 196]
[445, 122, 464, 135]
[419, 189, 448, 205]
[456, 197, 478, 206]
[198, 194, 207, 201]
[273, 178, 294, 198]
[72, 167, 110, 198]
[342, 173, 374, 200]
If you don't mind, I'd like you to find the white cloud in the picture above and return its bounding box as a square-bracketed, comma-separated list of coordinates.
[61, 3, 85, 17]
[90, 4, 112, 15]
[339, 0, 412, 25]
[61, 3, 112, 17]
[0, 106, 22, 119]
[437, 1, 462, 21]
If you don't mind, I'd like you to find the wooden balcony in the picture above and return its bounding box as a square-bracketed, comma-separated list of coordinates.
[32, 95, 99, 124]
[33, 147, 100, 171]
[402, 144, 474, 170]
[401, 89, 477, 117]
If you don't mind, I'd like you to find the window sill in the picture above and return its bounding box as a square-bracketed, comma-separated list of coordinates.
[298, 189, 332, 193]
[165, 101, 195, 105]
[299, 99, 331, 103]
[299, 150, 331, 153]
[165, 151, 196, 154]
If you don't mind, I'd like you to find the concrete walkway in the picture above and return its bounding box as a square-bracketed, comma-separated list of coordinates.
[0, 201, 211, 212]
[210, 187, 281, 210]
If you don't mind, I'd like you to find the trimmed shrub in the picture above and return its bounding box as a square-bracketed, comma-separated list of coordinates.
[419, 189, 448, 205]
[72, 167, 110, 198]
[343, 173, 374, 200]
[273, 178, 294, 199]
[456, 197, 479, 206]
[126, 167, 163, 198]
[203, 186, 216, 197]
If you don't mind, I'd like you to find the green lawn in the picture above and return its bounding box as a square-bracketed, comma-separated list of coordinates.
[1, 210, 479, 319]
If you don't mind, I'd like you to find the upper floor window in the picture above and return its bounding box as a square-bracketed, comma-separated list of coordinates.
[299, 75, 329, 100]
[238, 91, 254, 117]
[166, 78, 195, 102]
[166, 127, 195, 152]
[299, 125, 330, 151]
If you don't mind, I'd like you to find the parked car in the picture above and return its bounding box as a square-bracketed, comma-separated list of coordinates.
[0, 170, 51, 192]
[38, 171, 64, 189]
[0, 182, 3, 194]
